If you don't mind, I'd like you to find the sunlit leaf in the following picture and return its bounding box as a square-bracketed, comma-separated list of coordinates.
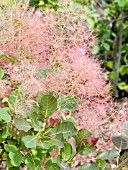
[96, 159, 106, 170]
[9, 151, 23, 167]
[96, 149, 119, 160]
[58, 122, 77, 139]
[15, 118, 31, 132]
[25, 153, 41, 170]
[117, 0, 126, 7]
[0, 108, 11, 123]
[22, 135, 37, 148]
[4, 144, 18, 153]
[103, 42, 110, 51]
[40, 95, 57, 118]
[61, 142, 72, 161]
[78, 163, 98, 170]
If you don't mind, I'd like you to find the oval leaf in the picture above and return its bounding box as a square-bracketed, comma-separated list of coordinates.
[78, 163, 98, 170]
[9, 151, 23, 167]
[0, 108, 11, 123]
[58, 122, 77, 139]
[96, 159, 106, 170]
[121, 121, 128, 136]
[61, 142, 72, 161]
[118, 0, 126, 7]
[15, 118, 31, 132]
[22, 136, 37, 148]
[4, 144, 18, 152]
[80, 148, 95, 156]
[96, 149, 119, 160]
[40, 95, 57, 118]
[91, 45, 100, 54]
[103, 42, 110, 51]
[112, 133, 128, 150]
[25, 153, 41, 170]
[50, 134, 64, 148]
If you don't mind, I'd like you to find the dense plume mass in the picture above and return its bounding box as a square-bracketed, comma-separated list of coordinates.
[0, 4, 111, 129]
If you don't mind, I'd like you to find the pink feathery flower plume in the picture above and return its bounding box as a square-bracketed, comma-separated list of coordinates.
[0, 5, 111, 130]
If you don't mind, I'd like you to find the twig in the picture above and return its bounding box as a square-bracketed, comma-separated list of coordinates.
[115, 157, 128, 170]
[112, 10, 125, 97]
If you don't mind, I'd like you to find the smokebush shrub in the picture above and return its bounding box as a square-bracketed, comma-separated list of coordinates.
[0, 1, 121, 170]
[0, 2, 110, 129]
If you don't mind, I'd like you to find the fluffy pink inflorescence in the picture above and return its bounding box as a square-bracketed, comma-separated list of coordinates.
[0, 5, 111, 129]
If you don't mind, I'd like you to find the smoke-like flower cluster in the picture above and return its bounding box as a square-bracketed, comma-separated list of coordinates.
[0, 4, 111, 129]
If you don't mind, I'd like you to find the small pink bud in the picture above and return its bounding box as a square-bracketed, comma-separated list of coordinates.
[49, 118, 59, 125]
[87, 135, 98, 145]
[54, 119, 59, 124]
[50, 117, 55, 125]
[91, 137, 98, 145]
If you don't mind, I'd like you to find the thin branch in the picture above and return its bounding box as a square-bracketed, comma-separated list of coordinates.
[115, 157, 128, 170]
[108, 14, 128, 26]
[112, 10, 125, 97]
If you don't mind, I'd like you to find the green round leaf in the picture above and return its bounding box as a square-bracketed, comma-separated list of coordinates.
[103, 42, 110, 51]
[40, 95, 57, 118]
[96, 149, 119, 160]
[0, 108, 11, 123]
[2, 126, 11, 139]
[51, 134, 64, 148]
[22, 135, 37, 148]
[87, 18, 95, 29]
[91, 45, 100, 54]
[78, 163, 98, 170]
[106, 61, 113, 69]
[122, 121, 128, 136]
[45, 160, 60, 170]
[15, 118, 31, 132]
[58, 122, 77, 139]
[44, 126, 58, 136]
[118, 82, 128, 90]
[120, 66, 128, 76]
[117, 0, 126, 7]
[96, 159, 106, 170]
[80, 148, 95, 156]
[112, 133, 128, 150]
[4, 144, 18, 152]
[25, 153, 41, 170]
[31, 148, 38, 156]
[9, 151, 23, 167]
